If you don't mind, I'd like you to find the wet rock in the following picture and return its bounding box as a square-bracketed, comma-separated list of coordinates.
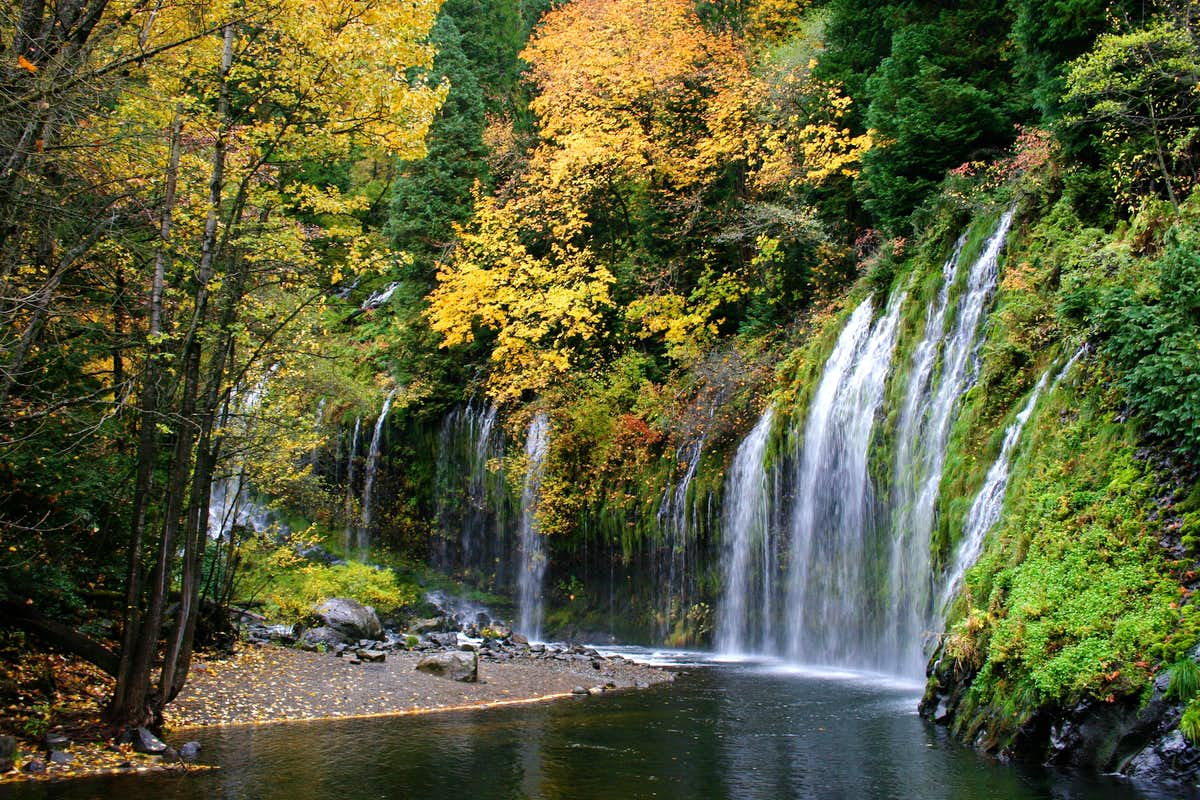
[588, 686, 604, 696]
[530, 643, 545, 654]
[571, 686, 588, 695]
[315, 598, 383, 641]
[356, 648, 386, 663]
[511, 632, 529, 646]
[48, 749, 73, 765]
[0, 735, 15, 772]
[23, 759, 46, 774]
[132, 726, 169, 755]
[459, 642, 478, 652]
[179, 741, 202, 762]
[161, 747, 180, 762]
[415, 650, 478, 683]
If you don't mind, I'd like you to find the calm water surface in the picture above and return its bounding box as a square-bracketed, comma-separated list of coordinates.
[3, 653, 1187, 800]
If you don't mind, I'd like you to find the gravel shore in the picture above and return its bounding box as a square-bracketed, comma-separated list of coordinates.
[166, 642, 673, 729]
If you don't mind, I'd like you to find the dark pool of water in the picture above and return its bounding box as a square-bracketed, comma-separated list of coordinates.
[3, 657, 1190, 800]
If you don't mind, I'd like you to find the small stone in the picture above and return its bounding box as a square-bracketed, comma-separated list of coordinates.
[636, 681, 650, 689]
[571, 686, 588, 695]
[132, 726, 168, 755]
[179, 741, 202, 762]
[348, 657, 362, 665]
[588, 686, 604, 696]
[48, 749, 73, 765]
[356, 648, 386, 663]
[23, 759, 46, 774]
[161, 747, 180, 761]
[591, 659, 602, 670]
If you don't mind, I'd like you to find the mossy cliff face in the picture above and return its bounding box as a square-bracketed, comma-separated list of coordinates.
[918, 189, 1200, 783]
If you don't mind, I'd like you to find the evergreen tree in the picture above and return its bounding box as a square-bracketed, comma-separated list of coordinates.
[388, 13, 489, 278]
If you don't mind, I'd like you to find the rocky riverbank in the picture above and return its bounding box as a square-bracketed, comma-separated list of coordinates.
[167, 637, 671, 728]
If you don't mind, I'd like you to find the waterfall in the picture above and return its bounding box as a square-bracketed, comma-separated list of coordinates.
[655, 432, 708, 642]
[358, 389, 396, 554]
[937, 346, 1086, 614]
[884, 209, 1014, 674]
[784, 292, 904, 669]
[517, 412, 550, 640]
[716, 407, 776, 655]
[343, 416, 361, 551]
[208, 370, 275, 539]
[435, 401, 509, 586]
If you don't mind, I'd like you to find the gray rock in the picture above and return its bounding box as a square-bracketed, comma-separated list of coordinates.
[571, 686, 588, 695]
[161, 747, 180, 761]
[428, 632, 459, 648]
[48, 750, 73, 765]
[411, 617, 447, 634]
[415, 650, 478, 683]
[315, 597, 383, 641]
[300, 626, 352, 649]
[356, 648, 386, 663]
[43, 732, 70, 751]
[511, 632, 529, 646]
[0, 735, 15, 772]
[588, 686, 604, 696]
[132, 726, 168, 755]
[179, 741, 202, 762]
[23, 759, 46, 774]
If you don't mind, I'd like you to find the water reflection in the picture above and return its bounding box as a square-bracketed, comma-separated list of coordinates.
[7, 666, 1191, 800]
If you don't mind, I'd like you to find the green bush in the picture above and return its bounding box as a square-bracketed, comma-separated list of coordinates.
[1093, 236, 1200, 457]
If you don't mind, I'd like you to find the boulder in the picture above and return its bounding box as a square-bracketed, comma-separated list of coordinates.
[0, 735, 15, 772]
[300, 626, 352, 649]
[415, 650, 478, 683]
[315, 598, 383, 641]
[356, 648, 386, 663]
[511, 633, 529, 646]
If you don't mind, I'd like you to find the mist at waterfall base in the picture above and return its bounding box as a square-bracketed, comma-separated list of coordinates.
[12, 663, 1176, 800]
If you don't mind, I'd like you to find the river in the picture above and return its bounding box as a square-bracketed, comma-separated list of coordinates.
[5, 651, 1185, 800]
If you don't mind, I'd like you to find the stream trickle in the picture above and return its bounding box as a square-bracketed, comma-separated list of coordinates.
[357, 389, 396, 554]
[517, 412, 550, 639]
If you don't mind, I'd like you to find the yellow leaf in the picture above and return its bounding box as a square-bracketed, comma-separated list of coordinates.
[17, 55, 37, 73]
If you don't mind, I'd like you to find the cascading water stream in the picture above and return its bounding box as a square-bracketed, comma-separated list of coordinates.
[343, 416, 361, 551]
[937, 346, 1086, 614]
[435, 402, 509, 584]
[715, 407, 776, 655]
[517, 412, 550, 640]
[883, 209, 1014, 674]
[358, 389, 396, 555]
[784, 292, 904, 669]
[655, 430, 709, 641]
[208, 369, 277, 539]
